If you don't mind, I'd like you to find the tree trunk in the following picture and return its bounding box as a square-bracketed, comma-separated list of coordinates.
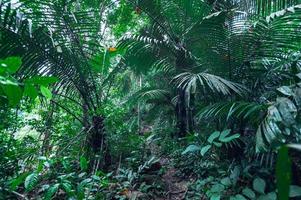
[176, 88, 188, 137]
[175, 48, 195, 137]
[89, 115, 111, 170]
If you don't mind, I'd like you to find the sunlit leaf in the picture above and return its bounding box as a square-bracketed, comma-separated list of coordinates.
[40, 86, 52, 100]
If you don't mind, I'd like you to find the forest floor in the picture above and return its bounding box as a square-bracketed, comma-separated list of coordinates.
[159, 157, 188, 200]
[149, 143, 188, 200]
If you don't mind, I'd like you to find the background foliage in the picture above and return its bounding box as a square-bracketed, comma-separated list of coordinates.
[1, 0, 301, 199]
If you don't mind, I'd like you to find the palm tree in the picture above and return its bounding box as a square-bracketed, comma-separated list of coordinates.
[0, 0, 119, 169]
[119, 0, 301, 150]
[118, 0, 245, 137]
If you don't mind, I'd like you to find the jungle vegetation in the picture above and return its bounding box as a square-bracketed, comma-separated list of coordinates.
[1, 0, 301, 199]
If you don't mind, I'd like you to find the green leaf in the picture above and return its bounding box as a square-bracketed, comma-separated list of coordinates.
[242, 187, 256, 199]
[0, 76, 18, 85]
[24, 173, 38, 192]
[208, 131, 220, 143]
[25, 76, 58, 86]
[61, 182, 73, 196]
[253, 178, 266, 194]
[0, 57, 22, 74]
[276, 146, 291, 200]
[211, 183, 225, 193]
[277, 86, 293, 96]
[182, 145, 201, 155]
[2, 84, 23, 106]
[201, 145, 212, 156]
[40, 86, 52, 99]
[219, 129, 231, 138]
[24, 83, 38, 99]
[213, 142, 222, 147]
[258, 192, 277, 200]
[44, 183, 59, 200]
[289, 185, 301, 198]
[77, 178, 92, 200]
[266, 192, 277, 200]
[219, 130, 240, 143]
[232, 194, 247, 200]
[230, 166, 241, 183]
[210, 194, 221, 200]
[80, 156, 88, 171]
[10, 172, 30, 191]
[221, 177, 232, 186]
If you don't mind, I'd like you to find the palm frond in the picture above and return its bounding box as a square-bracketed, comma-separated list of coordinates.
[129, 87, 171, 104]
[172, 72, 246, 96]
[197, 101, 266, 123]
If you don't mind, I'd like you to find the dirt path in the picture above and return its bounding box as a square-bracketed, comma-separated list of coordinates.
[148, 142, 188, 200]
[156, 157, 188, 200]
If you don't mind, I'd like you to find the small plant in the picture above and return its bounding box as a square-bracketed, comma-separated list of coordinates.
[182, 129, 240, 156]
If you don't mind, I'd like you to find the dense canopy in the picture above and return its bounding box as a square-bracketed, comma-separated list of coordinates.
[1, 0, 301, 199]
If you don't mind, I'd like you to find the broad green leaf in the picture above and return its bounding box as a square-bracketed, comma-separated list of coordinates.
[40, 86, 52, 99]
[24, 83, 38, 99]
[276, 98, 297, 127]
[277, 146, 291, 200]
[208, 131, 220, 143]
[211, 183, 225, 193]
[0, 57, 22, 74]
[80, 156, 88, 171]
[253, 178, 266, 194]
[182, 145, 201, 155]
[277, 86, 293, 96]
[44, 183, 59, 200]
[201, 145, 211, 156]
[242, 187, 256, 199]
[289, 185, 301, 198]
[2, 84, 23, 106]
[266, 192, 277, 200]
[210, 194, 221, 200]
[24, 173, 38, 192]
[221, 177, 232, 186]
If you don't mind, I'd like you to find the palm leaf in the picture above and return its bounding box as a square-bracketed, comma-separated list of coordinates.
[173, 72, 246, 96]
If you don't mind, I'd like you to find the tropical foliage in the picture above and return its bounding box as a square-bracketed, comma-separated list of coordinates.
[1, 0, 301, 199]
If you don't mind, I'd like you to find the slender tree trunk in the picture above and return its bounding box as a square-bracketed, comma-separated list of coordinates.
[138, 75, 142, 134]
[176, 88, 188, 137]
[175, 48, 195, 137]
[187, 92, 195, 133]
